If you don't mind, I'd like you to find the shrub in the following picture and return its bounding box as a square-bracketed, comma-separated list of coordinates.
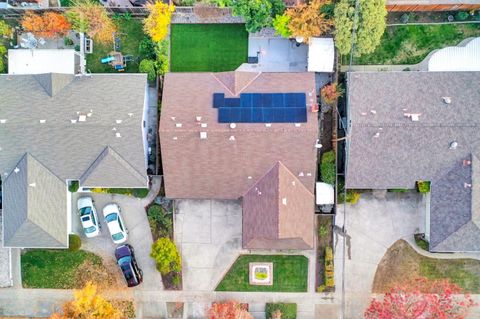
[273, 14, 291, 38]
[416, 180, 431, 194]
[0, 20, 13, 38]
[317, 284, 326, 292]
[139, 59, 157, 82]
[320, 150, 336, 185]
[150, 237, 181, 275]
[172, 273, 181, 287]
[232, 0, 273, 33]
[138, 37, 156, 60]
[64, 37, 74, 46]
[324, 247, 334, 288]
[154, 39, 169, 76]
[68, 234, 82, 251]
[91, 188, 149, 198]
[318, 224, 328, 238]
[68, 180, 79, 193]
[338, 189, 360, 204]
[455, 11, 470, 21]
[414, 233, 429, 251]
[147, 204, 173, 238]
[0, 45, 7, 73]
[265, 303, 297, 319]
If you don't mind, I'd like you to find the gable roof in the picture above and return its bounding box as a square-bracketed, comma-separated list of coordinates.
[3, 153, 68, 248]
[242, 162, 314, 249]
[346, 71, 480, 252]
[80, 146, 147, 187]
[160, 71, 318, 199]
[33, 73, 74, 97]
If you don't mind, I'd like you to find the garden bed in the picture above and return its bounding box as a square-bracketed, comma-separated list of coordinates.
[387, 11, 480, 24]
[216, 255, 308, 292]
[91, 187, 149, 198]
[170, 23, 248, 72]
[350, 23, 480, 65]
[373, 240, 480, 293]
[21, 249, 117, 289]
[316, 215, 334, 292]
[266, 303, 297, 319]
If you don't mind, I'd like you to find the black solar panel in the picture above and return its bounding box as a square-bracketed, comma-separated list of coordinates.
[214, 92, 307, 123]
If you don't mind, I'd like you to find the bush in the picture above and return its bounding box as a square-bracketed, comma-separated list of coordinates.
[91, 188, 149, 198]
[139, 37, 156, 60]
[455, 11, 470, 21]
[64, 37, 74, 46]
[272, 14, 291, 38]
[318, 224, 328, 238]
[0, 20, 13, 38]
[139, 59, 157, 82]
[416, 180, 431, 194]
[414, 234, 429, 251]
[320, 150, 336, 185]
[265, 303, 297, 319]
[324, 247, 334, 288]
[154, 39, 169, 76]
[68, 180, 79, 193]
[172, 273, 181, 287]
[147, 204, 173, 238]
[338, 189, 360, 204]
[150, 237, 181, 275]
[68, 234, 82, 251]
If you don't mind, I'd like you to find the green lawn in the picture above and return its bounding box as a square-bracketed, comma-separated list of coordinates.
[22, 249, 102, 289]
[352, 23, 480, 65]
[216, 255, 308, 292]
[170, 24, 248, 72]
[86, 18, 145, 73]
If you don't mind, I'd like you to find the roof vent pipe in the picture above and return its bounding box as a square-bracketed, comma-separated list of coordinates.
[465, 183, 472, 188]
[443, 97, 452, 104]
[230, 123, 236, 129]
[449, 141, 458, 150]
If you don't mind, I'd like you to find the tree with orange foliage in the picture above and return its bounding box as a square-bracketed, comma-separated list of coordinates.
[365, 277, 475, 319]
[283, 0, 333, 42]
[207, 301, 253, 319]
[21, 11, 71, 39]
[66, 0, 117, 44]
[320, 83, 344, 105]
[49, 282, 124, 319]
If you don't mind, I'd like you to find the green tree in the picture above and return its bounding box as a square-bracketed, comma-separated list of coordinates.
[272, 14, 291, 38]
[0, 20, 13, 38]
[150, 238, 181, 275]
[154, 39, 169, 76]
[139, 59, 156, 81]
[232, 0, 272, 33]
[0, 45, 6, 73]
[269, 0, 285, 18]
[334, 0, 386, 56]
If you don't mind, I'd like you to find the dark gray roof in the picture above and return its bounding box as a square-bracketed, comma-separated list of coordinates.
[346, 71, 480, 252]
[3, 154, 68, 248]
[0, 73, 148, 248]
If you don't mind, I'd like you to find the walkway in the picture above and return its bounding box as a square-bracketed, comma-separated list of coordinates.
[0, 213, 12, 288]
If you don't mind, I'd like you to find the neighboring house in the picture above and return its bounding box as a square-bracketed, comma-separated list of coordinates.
[345, 71, 480, 252]
[8, 49, 79, 75]
[0, 73, 149, 248]
[160, 71, 319, 250]
[386, 0, 480, 11]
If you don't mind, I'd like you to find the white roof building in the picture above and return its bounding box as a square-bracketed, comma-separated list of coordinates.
[308, 37, 335, 73]
[8, 49, 77, 75]
[428, 37, 480, 72]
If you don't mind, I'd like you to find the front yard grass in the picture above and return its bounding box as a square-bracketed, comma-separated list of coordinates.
[170, 24, 248, 72]
[86, 18, 145, 73]
[373, 240, 480, 293]
[22, 249, 103, 289]
[352, 23, 480, 65]
[215, 255, 308, 292]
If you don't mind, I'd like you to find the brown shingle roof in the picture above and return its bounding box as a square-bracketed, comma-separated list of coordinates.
[159, 71, 318, 199]
[242, 161, 314, 249]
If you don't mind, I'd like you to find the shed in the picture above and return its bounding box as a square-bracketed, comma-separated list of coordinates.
[308, 38, 334, 73]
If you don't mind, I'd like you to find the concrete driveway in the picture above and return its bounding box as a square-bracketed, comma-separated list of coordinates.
[334, 191, 424, 318]
[71, 177, 163, 291]
[174, 199, 244, 291]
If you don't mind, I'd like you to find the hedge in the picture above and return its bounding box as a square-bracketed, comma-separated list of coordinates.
[320, 150, 336, 185]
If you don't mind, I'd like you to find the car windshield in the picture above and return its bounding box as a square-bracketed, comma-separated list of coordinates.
[105, 213, 117, 223]
[85, 226, 96, 234]
[112, 232, 124, 241]
[79, 207, 92, 216]
[118, 256, 132, 266]
[81, 216, 90, 222]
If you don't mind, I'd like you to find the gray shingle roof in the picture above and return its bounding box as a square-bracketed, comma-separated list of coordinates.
[346, 71, 480, 252]
[3, 154, 68, 248]
[0, 73, 148, 248]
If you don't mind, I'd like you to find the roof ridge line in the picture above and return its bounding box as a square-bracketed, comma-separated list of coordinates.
[211, 73, 236, 96]
[236, 72, 262, 95]
[278, 161, 314, 196]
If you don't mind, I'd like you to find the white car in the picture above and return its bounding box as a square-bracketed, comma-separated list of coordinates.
[103, 203, 128, 244]
[77, 196, 100, 238]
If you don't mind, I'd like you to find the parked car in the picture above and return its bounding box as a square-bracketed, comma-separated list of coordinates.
[77, 196, 100, 237]
[115, 244, 143, 287]
[103, 203, 128, 244]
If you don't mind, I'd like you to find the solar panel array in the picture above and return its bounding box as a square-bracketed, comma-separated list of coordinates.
[212, 92, 307, 123]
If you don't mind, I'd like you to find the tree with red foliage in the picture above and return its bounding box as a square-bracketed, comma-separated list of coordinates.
[207, 301, 253, 319]
[365, 277, 475, 319]
[21, 11, 71, 39]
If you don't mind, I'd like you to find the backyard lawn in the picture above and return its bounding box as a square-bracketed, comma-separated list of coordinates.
[352, 23, 480, 65]
[216, 255, 308, 292]
[22, 249, 103, 289]
[170, 24, 248, 72]
[373, 240, 480, 293]
[86, 18, 145, 73]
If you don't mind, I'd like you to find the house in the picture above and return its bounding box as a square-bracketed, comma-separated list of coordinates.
[8, 49, 79, 75]
[345, 71, 480, 252]
[160, 71, 319, 250]
[0, 73, 149, 248]
[385, 0, 480, 12]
